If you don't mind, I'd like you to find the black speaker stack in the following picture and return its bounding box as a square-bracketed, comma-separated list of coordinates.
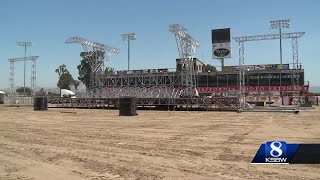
[34, 89, 48, 111]
[34, 97, 48, 111]
[119, 97, 137, 116]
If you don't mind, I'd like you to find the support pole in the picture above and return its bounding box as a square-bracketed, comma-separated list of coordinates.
[221, 58, 224, 69]
[128, 39, 130, 71]
[280, 28, 282, 64]
[24, 45, 26, 96]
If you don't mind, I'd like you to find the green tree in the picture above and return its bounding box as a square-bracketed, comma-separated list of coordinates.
[56, 64, 74, 90]
[205, 64, 216, 72]
[105, 67, 115, 75]
[78, 51, 115, 89]
[16, 87, 32, 95]
[55, 64, 69, 77]
[73, 80, 81, 91]
[57, 73, 74, 90]
[77, 52, 91, 89]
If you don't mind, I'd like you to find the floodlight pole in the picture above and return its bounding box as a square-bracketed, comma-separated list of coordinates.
[24, 45, 26, 95]
[128, 39, 130, 71]
[121, 33, 136, 71]
[270, 19, 290, 65]
[17, 41, 33, 96]
[279, 28, 282, 64]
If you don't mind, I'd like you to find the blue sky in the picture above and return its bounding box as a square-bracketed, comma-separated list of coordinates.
[1, 0, 320, 89]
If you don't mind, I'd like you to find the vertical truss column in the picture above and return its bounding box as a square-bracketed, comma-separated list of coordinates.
[31, 59, 37, 94]
[292, 37, 300, 105]
[238, 41, 245, 109]
[9, 61, 14, 92]
[169, 24, 200, 97]
[292, 37, 299, 87]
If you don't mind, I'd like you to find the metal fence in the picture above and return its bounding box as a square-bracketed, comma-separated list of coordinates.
[4, 96, 34, 106]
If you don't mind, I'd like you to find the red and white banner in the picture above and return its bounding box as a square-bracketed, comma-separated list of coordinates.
[196, 86, 304, 93]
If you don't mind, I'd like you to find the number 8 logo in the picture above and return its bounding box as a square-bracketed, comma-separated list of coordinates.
[270, 141, 283, 157]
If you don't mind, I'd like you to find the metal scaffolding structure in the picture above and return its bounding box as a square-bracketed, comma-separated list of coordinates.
[48, 97, 214, 111]
[233, 32, 304, 42]
[292, 37, 299, 86]
[66, 36, 120, 97]
[169, 24, 200, 97]
[233, 32, 305, 109]
[65, 25, 200, 99]
[8, 56, 39, 94]
[90, 72, 183, 98]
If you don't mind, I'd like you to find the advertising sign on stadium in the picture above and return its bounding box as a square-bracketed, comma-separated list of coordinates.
[222, 64, 290, 72]
[222, 66, 233, 72]
[265, 64, 273, 70]
[265, 64, 279, 70]
[212, 28, 231, 59]
[158, 68, 169, 73]
[197, 86, 304, 92]
[232, 66, 240, 71]
[133, 70, 143, 74]
[255, 64, 266, 70]
[245, 65, 255, 71]
[117, 70, 126, 75]
[148, 69, 157, 73]
[277, 64, 289, 70]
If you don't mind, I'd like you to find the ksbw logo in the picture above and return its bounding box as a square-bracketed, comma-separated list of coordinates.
[265, 141, 287, 163]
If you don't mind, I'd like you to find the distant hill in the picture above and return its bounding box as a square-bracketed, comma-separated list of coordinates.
[309, 86, 320, 93]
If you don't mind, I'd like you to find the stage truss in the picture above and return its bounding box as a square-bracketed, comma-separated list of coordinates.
[233, 32, 305, 109]
[169, 24, 200, 97]
[66, 36, 120, 97]
[8, 56, 39, 94]
[73, 72, 183, 98]
[99, 72, 182, 98]
[66, 25, 200, 99]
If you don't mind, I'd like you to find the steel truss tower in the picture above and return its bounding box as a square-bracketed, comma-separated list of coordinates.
[292, 37, 299, 86]
[8, 56, 39, 94]
[169, 24, 200, 97]
[66, 36, 120, 97]
[233, 32, 304, 109]
[93, 72, 183, 98]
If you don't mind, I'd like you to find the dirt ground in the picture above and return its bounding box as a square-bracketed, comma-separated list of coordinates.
[0, 106, 319, 180]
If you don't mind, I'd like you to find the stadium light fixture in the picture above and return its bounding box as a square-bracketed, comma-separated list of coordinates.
[270, 19, 290, 65]
[270, 19, 290, 29]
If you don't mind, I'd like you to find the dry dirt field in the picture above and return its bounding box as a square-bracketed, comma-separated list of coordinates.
[0, 106, 319, 180]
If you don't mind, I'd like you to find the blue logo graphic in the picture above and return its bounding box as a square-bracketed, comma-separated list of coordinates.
[251, 141, 299, 164]
[265, 141, 287, 163]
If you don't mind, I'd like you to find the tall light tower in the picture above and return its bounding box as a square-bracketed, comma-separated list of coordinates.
[270, 19, 290, 64]
[17, 41, 34, 96]
[121, 33, 136, 71]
